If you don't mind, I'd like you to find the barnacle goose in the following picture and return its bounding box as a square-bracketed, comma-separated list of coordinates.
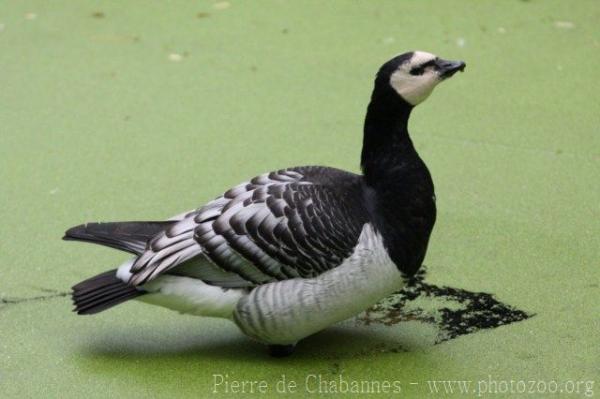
[64, 51, 465, 357]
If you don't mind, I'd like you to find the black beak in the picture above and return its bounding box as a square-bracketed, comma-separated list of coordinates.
[436, 58, 466, 79]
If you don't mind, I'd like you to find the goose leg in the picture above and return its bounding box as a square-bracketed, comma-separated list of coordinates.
[267, 344, 296, 357]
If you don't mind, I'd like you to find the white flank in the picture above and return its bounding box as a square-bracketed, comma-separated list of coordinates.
[139, 275, 246, 319]
[233, 223, 405, 345]
[115, 252, 245, 319]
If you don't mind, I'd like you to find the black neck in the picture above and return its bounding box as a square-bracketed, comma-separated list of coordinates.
[359, 87, 436, 277]
[360, 88, 416, 185]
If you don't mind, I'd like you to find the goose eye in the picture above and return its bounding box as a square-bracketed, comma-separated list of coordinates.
[410, 67, 424, 76]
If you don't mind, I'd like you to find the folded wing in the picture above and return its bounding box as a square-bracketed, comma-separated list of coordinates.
[128, 166, 369, 288]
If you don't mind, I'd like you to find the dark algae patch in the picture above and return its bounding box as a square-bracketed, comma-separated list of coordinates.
[358, 267, 533, 343]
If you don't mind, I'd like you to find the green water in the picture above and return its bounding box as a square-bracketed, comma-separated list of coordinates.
[1, 1, 598, 397]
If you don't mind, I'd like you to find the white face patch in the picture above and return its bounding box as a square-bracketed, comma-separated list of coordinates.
[389, 51, 441, 106]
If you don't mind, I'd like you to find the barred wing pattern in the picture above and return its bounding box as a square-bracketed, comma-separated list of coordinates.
[128, 167, 368, 288]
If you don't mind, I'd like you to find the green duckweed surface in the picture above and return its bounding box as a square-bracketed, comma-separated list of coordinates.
[1, 1, 598, 398]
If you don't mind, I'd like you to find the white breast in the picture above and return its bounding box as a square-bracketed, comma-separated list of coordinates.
[233, 223, 405, 344]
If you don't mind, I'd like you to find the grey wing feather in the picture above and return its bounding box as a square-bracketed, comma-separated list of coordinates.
[127, 167, 368, 288]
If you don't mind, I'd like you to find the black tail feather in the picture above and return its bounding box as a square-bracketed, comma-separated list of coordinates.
[63, 221, 174, 255]
[72, 269, 145, 315]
